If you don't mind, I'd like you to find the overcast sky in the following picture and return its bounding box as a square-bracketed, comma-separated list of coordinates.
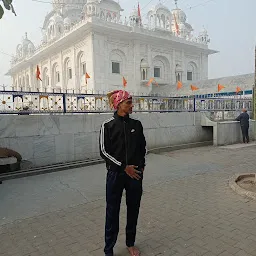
[1, 0, 256, 86]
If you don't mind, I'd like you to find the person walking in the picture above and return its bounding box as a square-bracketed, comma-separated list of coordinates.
[235, 108, 250, 143]
[99, 90, 146, 256]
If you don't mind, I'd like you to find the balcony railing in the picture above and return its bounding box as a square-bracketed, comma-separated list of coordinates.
[0, 89, 252, 114]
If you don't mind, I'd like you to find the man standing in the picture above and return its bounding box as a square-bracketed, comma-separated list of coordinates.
[235, 108, 250, 143]
[99, 90, 146, 256]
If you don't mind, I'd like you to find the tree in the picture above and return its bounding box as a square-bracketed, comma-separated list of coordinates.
[0, 0, 16, 19]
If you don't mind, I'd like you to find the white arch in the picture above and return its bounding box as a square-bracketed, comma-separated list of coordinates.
[153, 55, 170, 81]
[26, 74, 30, 90]
[64, 57, 73, 89]
[77, 51, 86, 87]
[187, 61, 198, 81]
[110, 49, 126, 74]
[52, 63, 60, 87]
[42, 67, 49, 88]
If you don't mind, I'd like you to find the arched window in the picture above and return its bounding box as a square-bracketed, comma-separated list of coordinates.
[100, 11, 105, 20]
[106, 12, 112, 22]
[43, 68, 49, 87]
[140, 59, 149, 81]
[52, 63, 60, 86]
[64, 58, 72, 86]
[77, 52, 86, 77]
[110, 50, 126, 78]
[187, 62, 197, 81]
[22, 76, 25, 88]
[157, 15, 160, 27]
[153, 55, 170, 82]
[149, 15, 154, 28]
[26, 74, 30, 88]
[175, 64, 183, 82]
[161, 14, 165, 28]
[111, 53, 121, 74]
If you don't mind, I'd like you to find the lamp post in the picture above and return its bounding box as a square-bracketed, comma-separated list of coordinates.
[253, 46, 256, 120]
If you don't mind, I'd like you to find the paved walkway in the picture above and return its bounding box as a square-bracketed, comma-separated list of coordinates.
[1, 144, 256, 255]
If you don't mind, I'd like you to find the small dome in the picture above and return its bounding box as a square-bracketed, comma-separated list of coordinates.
[154, 2, 170, 12]
[99, 0, 123, 11]
[22, 33, 35, 49]
[28, 43, 35, 51]
[16, 33, 35, 59]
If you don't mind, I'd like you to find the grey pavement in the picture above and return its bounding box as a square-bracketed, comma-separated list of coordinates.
[1, 144, 256, 255]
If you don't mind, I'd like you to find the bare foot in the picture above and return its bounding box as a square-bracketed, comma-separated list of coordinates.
[127, 246, 140, 256]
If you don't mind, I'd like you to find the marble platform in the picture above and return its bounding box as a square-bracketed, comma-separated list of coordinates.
[0, 112, 212, 167]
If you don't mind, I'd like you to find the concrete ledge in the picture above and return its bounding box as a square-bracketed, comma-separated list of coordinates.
[148, 140, 213, 154]
[0, 157, 17, 165]
[0, 158, 104, 182]
[229, 173, 256, 200]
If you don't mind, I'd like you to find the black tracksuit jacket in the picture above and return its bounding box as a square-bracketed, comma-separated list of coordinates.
[99, 112, 146, 172]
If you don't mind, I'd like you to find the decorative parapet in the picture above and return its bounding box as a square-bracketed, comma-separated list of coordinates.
[10, 14, 210, 68]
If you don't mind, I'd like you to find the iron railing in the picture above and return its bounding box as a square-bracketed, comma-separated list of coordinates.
[0, 89, 252, 114]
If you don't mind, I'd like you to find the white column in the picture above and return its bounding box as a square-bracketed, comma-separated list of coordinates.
[60, 51, 65, 91]
[172, 49, 176, 83]
[182, 50, 185, 82]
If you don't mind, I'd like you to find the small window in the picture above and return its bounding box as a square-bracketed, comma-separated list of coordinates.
[187, 71, 192, 81]
[56, 72, 60, 82]
[68, 68, 72, 79]
[176, 73, 181, 82]
[112, 62, 120, 74]
[154, 67, 161, 78]
[82, 63, 86, 75]
[47, 76, 50, 86]
[142, 69, 146, 80]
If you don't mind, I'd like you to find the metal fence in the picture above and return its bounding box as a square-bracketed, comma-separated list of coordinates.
[0, 90, 252, 114]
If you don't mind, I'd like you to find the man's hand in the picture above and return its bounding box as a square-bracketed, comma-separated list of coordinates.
[125, 165, 141, 180]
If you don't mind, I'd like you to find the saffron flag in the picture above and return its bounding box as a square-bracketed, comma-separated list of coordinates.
[218, 84, 225, 92]
[174, 14, 180, 35]
[123, 77, 127, 87]
[147, 78, 154, 86]
[191, 85, 199, 91]
[85, 72, 90, 84]
[36, 65, 42, 81]
[177, 81, 182, 90]
[236, 86, 242, 94]
[138, 2, 142, 26]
